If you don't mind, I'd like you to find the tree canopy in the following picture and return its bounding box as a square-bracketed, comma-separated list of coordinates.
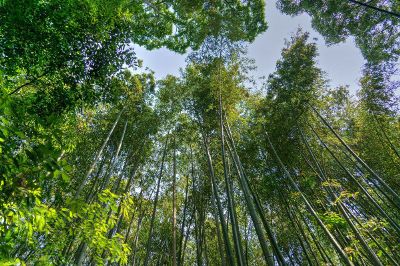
[276, 0, 400, 64]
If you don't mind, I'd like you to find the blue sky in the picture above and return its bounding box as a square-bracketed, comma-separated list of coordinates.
[134, 0, 366, 94]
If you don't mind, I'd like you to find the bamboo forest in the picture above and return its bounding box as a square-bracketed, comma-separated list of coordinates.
[1, 0, 400, 265]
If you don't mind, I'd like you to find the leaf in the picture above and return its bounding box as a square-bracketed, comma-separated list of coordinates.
[61, 172, 69, 182]
[26, 150, 36, 161]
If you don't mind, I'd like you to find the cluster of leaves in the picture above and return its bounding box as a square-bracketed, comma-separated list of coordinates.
[276, 0, 400, 64]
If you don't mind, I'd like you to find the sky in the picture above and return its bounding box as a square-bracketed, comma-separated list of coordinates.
[134, 0, 366, 94]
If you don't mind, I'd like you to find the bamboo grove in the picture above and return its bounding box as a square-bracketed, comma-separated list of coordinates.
[1, 0, 400, 265]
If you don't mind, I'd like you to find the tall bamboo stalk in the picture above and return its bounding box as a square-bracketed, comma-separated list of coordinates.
[75, 108, 124, 198]
[178, 160, 190, 266]
[172, 137, 177, 266]
[264, 130, 354, 266]
[222, 126, 274, 266]
[310, 125, 400, 235]
[373, 113, 400, 161]
[202, 134, 235, 265]
[101, 120, 128, 191]
[219, 95, 245, 266]
[143, 137, 169, 266]
[310, 105, 400, 205]
[224, 120, 286, 265]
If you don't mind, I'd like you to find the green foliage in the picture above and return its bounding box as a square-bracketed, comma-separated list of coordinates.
[78, 190, 130, 264]
[277, 0, 400, 64]
[259, 30, 324, 167]
[1, 2, 399, 265]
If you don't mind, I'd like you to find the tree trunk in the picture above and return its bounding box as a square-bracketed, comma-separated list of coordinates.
[75, 108, 124, 198]
[201, 133, 235, 265]
[223, 122, 277, 266]
[311, 105, 400, 206]
[143, 137, 169, 266]
[224, 132, 274, 266]
[310, 125, 400, 235]
[101, 120, 128, 191]
[178, 152, 191, 266]
[172, 137, 177, 266]
[219, 95, 245, 266]
[264, 130, 354, 266]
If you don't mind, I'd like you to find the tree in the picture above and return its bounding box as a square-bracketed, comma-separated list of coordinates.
[276, 0, 400, 64]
